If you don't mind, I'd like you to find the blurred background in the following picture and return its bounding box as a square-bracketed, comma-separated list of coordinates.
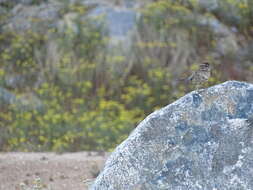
[0, 0, 252, 152]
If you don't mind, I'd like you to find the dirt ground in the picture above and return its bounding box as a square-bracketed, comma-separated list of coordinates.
[0, 152, 109, 190]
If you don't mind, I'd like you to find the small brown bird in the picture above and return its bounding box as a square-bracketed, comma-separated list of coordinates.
[181, 62, 211, 90]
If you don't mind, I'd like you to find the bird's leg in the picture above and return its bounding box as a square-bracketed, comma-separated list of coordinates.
[196, 82, 205, 93]
[195, 83, 200, 91]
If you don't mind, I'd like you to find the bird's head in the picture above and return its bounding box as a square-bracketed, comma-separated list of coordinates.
[200, 62, 210, 71]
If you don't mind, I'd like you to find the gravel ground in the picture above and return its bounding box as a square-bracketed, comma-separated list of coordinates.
[0, 152, 109, 190]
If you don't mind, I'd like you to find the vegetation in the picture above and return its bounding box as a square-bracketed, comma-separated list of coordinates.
[0, 0, 252, 152]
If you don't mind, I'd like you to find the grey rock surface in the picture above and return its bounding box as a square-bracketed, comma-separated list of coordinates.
[0, 0, 35, 6]
[0, 87, 17, 105]
[91, 81, 253, 190]
[0, 88, 43, 110]
[197, 16, 238, 56]
[5, 2, 60, 32]
[89, 6, 137, 38]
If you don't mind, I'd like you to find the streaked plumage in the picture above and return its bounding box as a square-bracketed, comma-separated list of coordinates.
[182, 62, 211, 89]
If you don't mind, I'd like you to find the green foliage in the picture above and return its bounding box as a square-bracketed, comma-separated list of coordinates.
[6, 97, 140, 152]
[0, 1, 140, 152]
[0, 0, 252, 152]
[213, 0, 253, 35]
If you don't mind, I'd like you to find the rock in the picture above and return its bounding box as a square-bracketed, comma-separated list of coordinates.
[16, 92, 43, 111]
[0, 0, 48, 7]
[88, 1, 138, 43]
[197, 16, 239, 56]
[91, 81, 253, 190]
[0, 87, 17, 105]
[0, 88, 43, 110]
[3, 0, 138, 39]
[199, 0, 219, 11]
[4, 74, 26, 89]
[3, 2, 60, 32]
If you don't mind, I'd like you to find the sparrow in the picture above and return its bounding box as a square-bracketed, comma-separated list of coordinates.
[181, 62, 211, 90]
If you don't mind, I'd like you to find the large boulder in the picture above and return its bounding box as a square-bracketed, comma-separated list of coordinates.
[91, 81, 253, 190]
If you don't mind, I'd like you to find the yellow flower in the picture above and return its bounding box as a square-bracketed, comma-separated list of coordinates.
[24, 112, 32, 121]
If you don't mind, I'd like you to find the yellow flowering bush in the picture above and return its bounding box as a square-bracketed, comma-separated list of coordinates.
[0, 0, 252, 152]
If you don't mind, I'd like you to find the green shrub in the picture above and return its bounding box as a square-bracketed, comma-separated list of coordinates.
[0, 0, 251, 152]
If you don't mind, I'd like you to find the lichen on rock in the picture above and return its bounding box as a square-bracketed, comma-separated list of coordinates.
[91, 81, 253, 190]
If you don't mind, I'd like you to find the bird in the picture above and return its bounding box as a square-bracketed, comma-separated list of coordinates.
[180, 62, 211, 90]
